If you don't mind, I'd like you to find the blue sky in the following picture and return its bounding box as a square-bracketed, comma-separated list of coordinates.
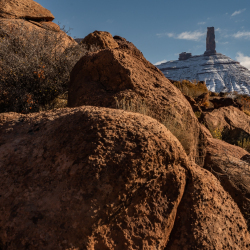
[37, 0, 250, 68]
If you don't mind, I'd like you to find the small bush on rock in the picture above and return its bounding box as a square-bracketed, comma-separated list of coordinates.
[0, 21, 98, 113]
[171, 79, 209, 98]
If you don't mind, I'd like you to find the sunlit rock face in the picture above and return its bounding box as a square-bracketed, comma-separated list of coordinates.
[156, 53, 250, 95]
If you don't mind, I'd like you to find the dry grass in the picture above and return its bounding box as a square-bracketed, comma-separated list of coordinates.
[238, 138, 250, 152]
[171, 79, 209, 98]
[114, 96, 193, 155]
[0, 20, 98, 113]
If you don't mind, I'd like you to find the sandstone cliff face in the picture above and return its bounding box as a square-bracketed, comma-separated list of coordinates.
[68, 31, 206, 164]
[1, 107, 250, 249]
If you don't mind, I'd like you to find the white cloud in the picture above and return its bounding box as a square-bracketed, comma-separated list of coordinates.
[217, 41, 229, 45]
[198, 22, 206, 25]
[233, 31, 250, 39]
[231, 8, 246, 17]
[154, 59, 167, 65]
[236, 52, 250, 70]
[176, 31, 206, 41]
[167, 33, 175, 38]
[157, 30, 206, 41]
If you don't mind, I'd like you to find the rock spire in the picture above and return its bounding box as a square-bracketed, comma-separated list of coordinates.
[204, 27, 216, 55]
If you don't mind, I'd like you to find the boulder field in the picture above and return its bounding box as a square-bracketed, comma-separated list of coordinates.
[68, 31, 206, 165]
[0, 107, 250, 249]
[1, 1, 250, 248]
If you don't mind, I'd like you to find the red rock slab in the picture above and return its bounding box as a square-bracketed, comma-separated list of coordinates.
[0, 0, 54, 21]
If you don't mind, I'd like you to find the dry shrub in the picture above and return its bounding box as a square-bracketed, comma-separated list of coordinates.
[0, 20, 98, 113]
[171, 79, 209, 98]
[235, 94, 250, 112]
[114, 97, 192, 154]
[238, 138, 250, 152]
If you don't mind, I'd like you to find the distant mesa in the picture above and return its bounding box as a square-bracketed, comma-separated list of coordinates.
[157, 27, 250, 95]
[179, 27, 216, 61]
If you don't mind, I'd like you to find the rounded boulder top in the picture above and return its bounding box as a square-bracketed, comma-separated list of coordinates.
[0, 0, 55, 21]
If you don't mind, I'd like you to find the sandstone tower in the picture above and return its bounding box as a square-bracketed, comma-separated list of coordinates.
[204, 27, 216, 55]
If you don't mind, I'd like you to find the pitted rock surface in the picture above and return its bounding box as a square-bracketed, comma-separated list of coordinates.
[68, 32, 205, 163]
[81, 30, 119, 50]
[0, 107, 250, 249]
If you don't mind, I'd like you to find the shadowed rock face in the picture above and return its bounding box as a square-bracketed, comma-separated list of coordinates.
[1, 107, 250, 249]
[204, 27, 216, 55]
[0, 0, 54, 21]
[202, 106, 250, 144]
[68, 31, 206, 164]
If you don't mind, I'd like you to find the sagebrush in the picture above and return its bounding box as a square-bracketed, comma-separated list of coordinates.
[0, 19, 98, 113]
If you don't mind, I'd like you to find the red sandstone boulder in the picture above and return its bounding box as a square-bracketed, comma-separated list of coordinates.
[167, 162, 250, 249]
[203, 137, 250, 230]
[1, 107, 250, 249]
[68, 32, 206, 163]
[202, 106, 250, 144]
[0, 0, 77, 52]
[0, 0, 54, 21]
[81, 30, 119, 50]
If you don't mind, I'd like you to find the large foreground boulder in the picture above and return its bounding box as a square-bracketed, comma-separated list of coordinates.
[68, 32, 206, 164]
[0, 107, 250, 249]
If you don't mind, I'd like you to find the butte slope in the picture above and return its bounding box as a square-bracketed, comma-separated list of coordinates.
[157, 53, 250, 95]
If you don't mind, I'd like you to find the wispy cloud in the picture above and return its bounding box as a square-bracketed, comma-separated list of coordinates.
[232, 31, 250, 39]
[198, 22, 206, 25]
[154, 59, 167, 65]
[157, 30, 206, 41]
[236, 52, 250, 70]
[176, 31, 206, 41]
[217, 41, 229, 45]
[231, 8, 246, 17]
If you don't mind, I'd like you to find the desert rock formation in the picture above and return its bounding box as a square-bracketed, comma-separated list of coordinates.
[156, 27, 250, 95]
[204, 136, 250, 230]
[204, 27, 216, 55]
[68, 31, 206, 164]
[1, 107, 250, 249]
[81, 30, 119, 50]
[202, 106, 250, 144]
[0, 0, 76, 49]
[0, 0, 54, 20]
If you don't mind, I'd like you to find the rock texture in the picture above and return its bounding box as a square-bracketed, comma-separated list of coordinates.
[1, 107, 250, 249]
[204, 27, 216, 55]
[201, 106, 250, 144]
[167, 162, 250, 249]
[81, 30, 119, 50]
[68, 31, 206, 163]
[0, 0, 54, 21]
[157, 53, 250, 95]
[204, 137, 250, 231]
[0, 0, 76, 48]
[210, 97, 243, 110]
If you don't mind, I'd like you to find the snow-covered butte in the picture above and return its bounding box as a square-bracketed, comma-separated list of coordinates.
[156, 53, 250, 95]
